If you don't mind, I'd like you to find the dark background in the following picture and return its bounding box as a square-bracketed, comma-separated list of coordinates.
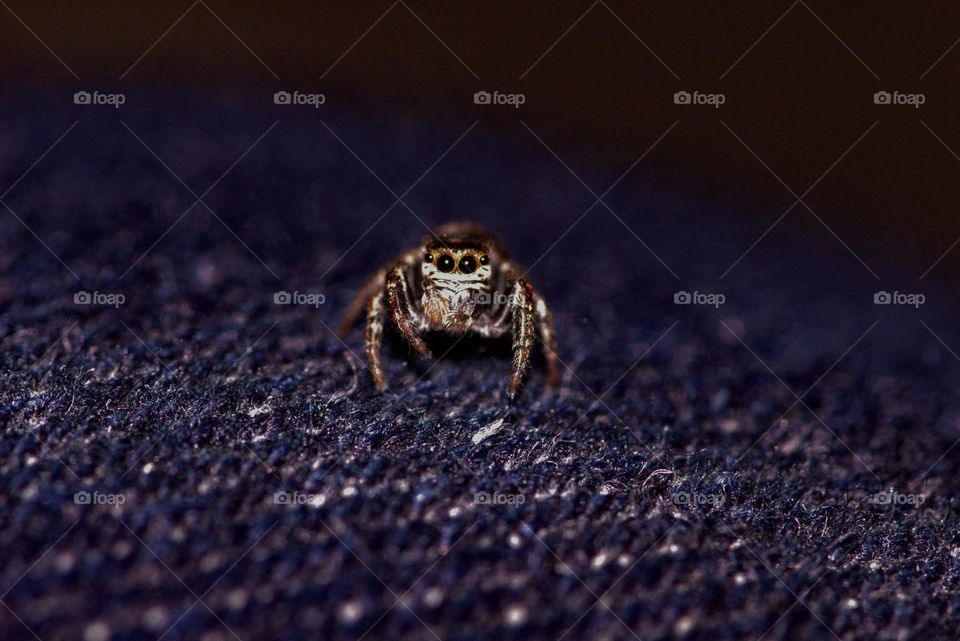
[2, 3, 960, 641]
[4, 1, 960, 283]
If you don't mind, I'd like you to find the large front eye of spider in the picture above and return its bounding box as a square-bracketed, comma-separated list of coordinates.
[458, 255, 477, 274]
[436, 254, 455, 273]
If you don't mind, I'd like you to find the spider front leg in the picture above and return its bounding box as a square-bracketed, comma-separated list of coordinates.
[385, 266, 432, 359]
[508, 278, 536, 400]
[365, 290, 387, 390]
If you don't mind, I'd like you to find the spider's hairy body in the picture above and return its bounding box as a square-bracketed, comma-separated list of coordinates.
[339, 222, 559, 400]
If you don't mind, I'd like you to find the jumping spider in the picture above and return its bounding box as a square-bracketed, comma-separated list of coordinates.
[339, 222, 559, 399]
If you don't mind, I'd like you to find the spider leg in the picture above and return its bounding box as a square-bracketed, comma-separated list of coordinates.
[533, 292, 560, 389]
[365, 290, 387, 390]
[507, 278, 535, 400]
[338, 269, 387, 336]
[386, 266, 432, 359]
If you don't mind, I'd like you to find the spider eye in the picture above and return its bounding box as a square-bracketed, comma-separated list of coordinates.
[437, 254, 455, 272]
[479, 254, 489, 265]
[458, 255, 477, 274]
[424, 252, 434, 263]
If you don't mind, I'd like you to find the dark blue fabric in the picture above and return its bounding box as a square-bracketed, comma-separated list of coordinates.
[1, 91, 958, 640]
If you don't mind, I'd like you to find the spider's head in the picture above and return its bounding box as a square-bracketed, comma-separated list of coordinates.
[419, 223, 500, 288]
[420, 245, 492, 283]
[419, 224, 502, 327]
[420, 243, 493, 327]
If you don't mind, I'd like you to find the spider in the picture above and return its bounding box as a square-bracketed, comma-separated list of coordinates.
[338, 222, 559, 400]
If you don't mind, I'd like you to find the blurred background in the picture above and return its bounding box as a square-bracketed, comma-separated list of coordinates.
[3, 0, 960, 286]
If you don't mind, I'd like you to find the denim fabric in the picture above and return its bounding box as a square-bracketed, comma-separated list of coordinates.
[0, 93, 957, 640]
